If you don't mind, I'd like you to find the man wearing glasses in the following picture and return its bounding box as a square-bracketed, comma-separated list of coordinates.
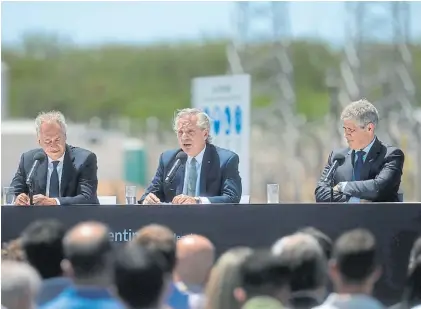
[11, 111, 99, 206]
[140, 108, 242, 205]
[315, 99, 405, 203]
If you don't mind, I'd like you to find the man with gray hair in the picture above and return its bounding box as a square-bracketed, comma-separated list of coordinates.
[139, 108, 242, 204]
[11, 110, 99, 205]
[272, 233, 328, 309]
[315, 99, 404, 203]
[1, 260, 41, 309]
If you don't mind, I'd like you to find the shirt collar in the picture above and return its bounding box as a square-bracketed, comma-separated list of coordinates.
[65, 285, 114, 299]
[187, 145, 206, 165]
[48, 152, 65, 165]
[360, 136, 376, 154]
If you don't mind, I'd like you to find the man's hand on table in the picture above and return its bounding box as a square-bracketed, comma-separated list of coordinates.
[33, 195, 57, 206]
[172, 195, 197, 205]
[143, 193, 161, 205]
[15, 193, 30, 206]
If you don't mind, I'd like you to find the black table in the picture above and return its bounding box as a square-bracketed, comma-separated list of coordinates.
[2, 203, 421, 305]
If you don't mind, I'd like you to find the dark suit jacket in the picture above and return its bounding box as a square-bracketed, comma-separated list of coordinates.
[10, 144, 99, 205]
[139, 143, 242, 204]
[315, 138, 404, 203]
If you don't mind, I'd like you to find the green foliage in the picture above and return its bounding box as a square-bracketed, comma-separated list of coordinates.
[2, 34, 420, 126]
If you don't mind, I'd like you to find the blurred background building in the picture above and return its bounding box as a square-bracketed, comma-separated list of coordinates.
[1, 1, 421, 203]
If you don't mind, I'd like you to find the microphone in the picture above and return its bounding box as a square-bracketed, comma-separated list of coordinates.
[324, 153, 345, 182]
[26, 152, 47, 185]
[164, 152, 188, 183]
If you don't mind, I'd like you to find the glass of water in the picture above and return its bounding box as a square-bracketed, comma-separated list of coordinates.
[125, 185, 137, 205]
[267, 184, 279, 204]
[3, 187, 16, 205]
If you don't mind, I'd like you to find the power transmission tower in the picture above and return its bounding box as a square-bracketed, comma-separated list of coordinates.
[337, 1, 415, 120]
[333, 1, 421, 200]
[227, 1, 295, 126]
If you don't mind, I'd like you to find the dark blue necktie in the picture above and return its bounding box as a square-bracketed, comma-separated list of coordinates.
[353, 151, 366, 181]
[49, 161, 60, 197]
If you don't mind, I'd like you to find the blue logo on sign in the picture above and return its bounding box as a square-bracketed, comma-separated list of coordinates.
[204, 107, 211, 118]
[213, 106, 221, 135]
[224, 106, 231, 135]
[235, 106, 242, 134]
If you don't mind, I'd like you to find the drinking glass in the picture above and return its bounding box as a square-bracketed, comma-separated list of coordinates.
[267, 184, 279, 204]
[3, 187, 16, 205]
[125, 185, 137, 205]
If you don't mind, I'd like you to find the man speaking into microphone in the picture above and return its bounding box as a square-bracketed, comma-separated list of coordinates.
[139, 108, 242, 205]
[315, 99, 405, 203]
[11, 111, 99, 206]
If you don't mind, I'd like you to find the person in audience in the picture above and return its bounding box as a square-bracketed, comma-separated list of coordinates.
[21, 219, 71, 306]
[1, 260, 41, 309]
[173, 234, 215, 309]
[205, 247, 253, 309]
[41, 221, 124, 309]
[296, 227, 332, 260]
[234, 249, 291, 308]
[132, 224, 177, 274]
[131, 224, 179, 308]
[272, 233, 328, 309]
[315, 228, 384, 309]
[1, 238, 26, 262]
[11, 110, 99, 206]
[315, 99, 405, 203]
[139, 108, 242, 205]
[114, 243, 169, 309]
[390, 237, 421, 309]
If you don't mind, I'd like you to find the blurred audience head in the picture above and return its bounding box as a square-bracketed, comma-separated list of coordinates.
[329, 228, 381, 295]
[272, 232, 328, 307]
[175, 234, 215, 290]
[205, 247, 253, 309]
[1, 260, 41, 309]
[132, 224, 176, 274]
[35, 110, 67, 160]
[62, 221, 114, 286]
[297, 226, 332, 259]
[403, 237, 421, 304]
[1, 238, 26, 262]
[21, 219, 66, 279]
[340, 99, 378, 150]
[173, 108, 212, 157]
[235, 249, 291, 306]
[114, 244, 167, 309]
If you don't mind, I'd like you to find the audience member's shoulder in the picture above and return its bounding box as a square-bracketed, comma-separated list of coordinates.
[213, 144, 238, 160]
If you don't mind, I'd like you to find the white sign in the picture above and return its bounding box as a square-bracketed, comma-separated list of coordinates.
[191, 74, 251, 195]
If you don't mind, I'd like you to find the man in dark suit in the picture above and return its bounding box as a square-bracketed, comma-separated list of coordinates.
[139, 108, 242, 204]
[315, 99, 405, 203]
[11, 111, 99, 206]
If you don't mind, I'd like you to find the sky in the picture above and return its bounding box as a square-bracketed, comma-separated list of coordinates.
[1, 1, 421, 46]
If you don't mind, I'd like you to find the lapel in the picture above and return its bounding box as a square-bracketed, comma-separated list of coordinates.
[340, 149, 354, 182]
[360, 138, 381, 180]
[36, 154, 48, 195]
[199, 145, 212, 195]
[60, 146, 74, 196]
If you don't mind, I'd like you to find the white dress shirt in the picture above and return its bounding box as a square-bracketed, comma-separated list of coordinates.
[182, 146, 210, 204]
[46, 153, 65, 205]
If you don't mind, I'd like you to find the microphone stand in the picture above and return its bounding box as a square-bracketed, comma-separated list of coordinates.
[326, 165, 339, 203]
[330, 175, 335, 203]
[27, 181, 34, 206]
